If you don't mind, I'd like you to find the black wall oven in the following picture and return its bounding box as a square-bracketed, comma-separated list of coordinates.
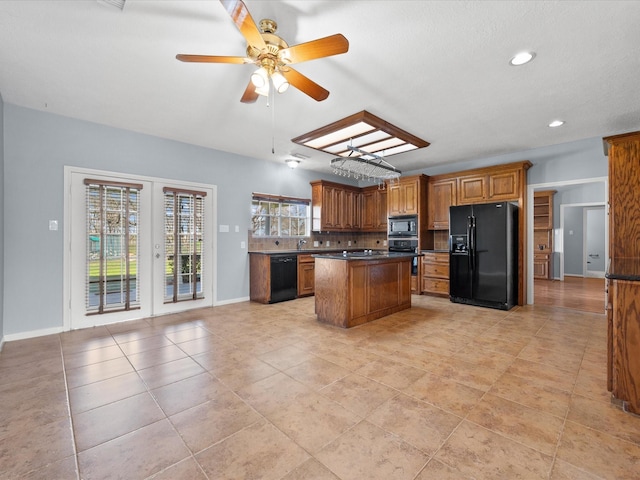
[388, 238, 419, 276]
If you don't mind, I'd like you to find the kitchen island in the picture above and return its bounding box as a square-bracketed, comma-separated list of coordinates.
[313, 251, 420, 328]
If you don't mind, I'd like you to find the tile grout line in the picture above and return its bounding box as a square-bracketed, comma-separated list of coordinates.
[58, 334, 81, 480]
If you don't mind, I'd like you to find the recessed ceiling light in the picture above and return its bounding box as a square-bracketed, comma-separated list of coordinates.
[510, 51, 535, 66]
[548, 120, 565, 128]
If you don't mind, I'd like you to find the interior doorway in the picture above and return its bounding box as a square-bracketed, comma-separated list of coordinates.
[526, 177, 607, 312]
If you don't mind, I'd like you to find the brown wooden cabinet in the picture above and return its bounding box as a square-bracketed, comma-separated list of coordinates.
[315, 256, 412, 328]
[311, 180, 362, 232]
[388, 176, 422, 216]
[606, 132, 640, 259]
[360, 186, 387, 232]
[604, 130, 640, 414]
[457, 169, 520, 205]
[420, 251, 449, 296]
[457, 174, 487, 204]
[297, 254, 315, 297]
[533, 190, 555, 279]
[427, 178, 457, 230]
[311, 180, 388, 232]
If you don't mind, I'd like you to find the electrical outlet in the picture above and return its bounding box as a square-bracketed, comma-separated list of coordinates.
[326, 241, 330, 247]
[313, 241, 319, 247]
[348, 240, 351, 246]
[383, 240, 387, 246]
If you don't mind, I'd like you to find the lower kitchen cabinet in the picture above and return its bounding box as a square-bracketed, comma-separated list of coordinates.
[608, 276, 640, 414]
[533, 253, 550, 279]
[297, 254, 315, 297]
[421, 251, 449, 296]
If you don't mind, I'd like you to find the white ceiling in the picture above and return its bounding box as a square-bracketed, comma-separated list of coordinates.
[1, 0, 639, 175]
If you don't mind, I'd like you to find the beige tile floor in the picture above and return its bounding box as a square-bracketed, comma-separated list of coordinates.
[1, 295, 639, 479]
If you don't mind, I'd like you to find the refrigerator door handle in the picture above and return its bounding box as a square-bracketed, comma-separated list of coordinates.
[466, 216, 473, 271]
[469, 216, 476, 271]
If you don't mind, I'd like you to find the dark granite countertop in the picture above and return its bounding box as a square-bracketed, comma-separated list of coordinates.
[249, 249, 386, 255]
[313, 251, 422, 260]
[605, 258, 640, 281]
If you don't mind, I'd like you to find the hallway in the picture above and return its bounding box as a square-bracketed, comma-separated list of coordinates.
[534, 277, 606, 314]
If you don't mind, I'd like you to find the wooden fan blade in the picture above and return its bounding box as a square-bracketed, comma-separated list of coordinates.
[176, 54, 250, 64]
[281, 68, 329, 102]
[279, 34, 349, 64]
[240, 80, 259, 103]
[219, 0, 266, 50]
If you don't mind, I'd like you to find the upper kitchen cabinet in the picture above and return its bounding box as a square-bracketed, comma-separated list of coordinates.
[361, 185, 387, 232]
[457, 167, 522, 205]
[606, 131, 640, 259]
[427, 178, 457, 230]
[387, 174, 428, 216]
[311, 180, 361, 232]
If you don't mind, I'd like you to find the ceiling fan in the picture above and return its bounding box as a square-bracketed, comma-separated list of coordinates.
[176, 0, 349, 103]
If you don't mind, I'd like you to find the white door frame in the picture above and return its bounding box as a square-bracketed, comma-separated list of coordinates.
[558, 202, 606, 280]
[63, 166, 217, 331]
[526, 176, 608, 305]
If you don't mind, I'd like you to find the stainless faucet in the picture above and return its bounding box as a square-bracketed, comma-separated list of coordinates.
[297, 239, 307, 250]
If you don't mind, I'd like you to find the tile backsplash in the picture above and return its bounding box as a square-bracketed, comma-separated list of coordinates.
[248, 231, 387, 252]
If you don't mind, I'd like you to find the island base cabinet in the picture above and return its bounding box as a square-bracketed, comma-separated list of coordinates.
[315, 257, 412, 328]
[610, 279, 640, 415]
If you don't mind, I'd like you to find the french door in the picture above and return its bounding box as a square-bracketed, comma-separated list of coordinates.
[65, 168, 215, 330]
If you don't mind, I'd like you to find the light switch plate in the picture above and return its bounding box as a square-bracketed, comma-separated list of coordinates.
[219, 225, 229, 233]
[49, 220, 58, 231]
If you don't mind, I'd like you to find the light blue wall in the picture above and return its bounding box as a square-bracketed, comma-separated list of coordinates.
[1, 103, 612, 338]
[0, 93, 4, 347]
[2, 104, 342, 337]
[413, 136, 607, 182]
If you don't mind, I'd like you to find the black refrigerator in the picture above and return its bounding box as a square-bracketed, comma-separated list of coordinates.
[449, 201, 518, 310]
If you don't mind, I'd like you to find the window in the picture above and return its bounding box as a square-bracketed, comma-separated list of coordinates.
[163, 188, 206, 303]
[85, 179, 142, 314]
[251, 193, 310, 237]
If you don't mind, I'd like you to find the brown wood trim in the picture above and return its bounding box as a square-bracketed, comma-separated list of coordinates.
[426, 160, 533, 184]
[163, 187, 207, 197]
[603, 130, 640, 145]
[291, 110, 430, 151]
[252, 192, 310, 204]
[84, 178, 143, 189]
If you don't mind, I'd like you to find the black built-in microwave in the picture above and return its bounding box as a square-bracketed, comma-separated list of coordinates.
[388, 215, 418, 237]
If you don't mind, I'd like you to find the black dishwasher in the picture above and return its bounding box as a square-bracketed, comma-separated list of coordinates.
[270, 254, 298, 303]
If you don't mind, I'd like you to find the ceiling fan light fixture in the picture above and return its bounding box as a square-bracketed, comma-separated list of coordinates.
[271, 71, 289, 93]
[254, 83, 269, 97]
[251, 67, 269, 88]
[285, 159, 300, 169]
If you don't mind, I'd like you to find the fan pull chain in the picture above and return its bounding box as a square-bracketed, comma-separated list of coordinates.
[270, 79, 275, 154]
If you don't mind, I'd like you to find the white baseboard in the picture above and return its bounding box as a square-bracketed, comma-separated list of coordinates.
[2, 299, 251, 344]
[215, 296, 250, 306]
[3, 326, 64, 343]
